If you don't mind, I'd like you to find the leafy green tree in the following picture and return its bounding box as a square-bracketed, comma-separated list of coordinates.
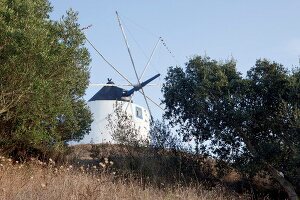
[0, 0, 92, 159]
[162, 56, 300, 199]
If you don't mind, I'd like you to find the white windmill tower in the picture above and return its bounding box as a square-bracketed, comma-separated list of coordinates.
[74, 12, 163, 144]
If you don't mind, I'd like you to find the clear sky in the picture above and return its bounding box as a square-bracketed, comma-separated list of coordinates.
[49, 0, 300, 119]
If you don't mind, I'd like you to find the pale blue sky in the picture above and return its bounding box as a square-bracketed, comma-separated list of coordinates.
[50, 0, 300, 119]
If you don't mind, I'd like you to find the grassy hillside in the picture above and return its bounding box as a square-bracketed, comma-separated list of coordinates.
[0, 155, 248, 200]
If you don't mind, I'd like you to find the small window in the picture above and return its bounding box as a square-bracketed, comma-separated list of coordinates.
[136, 107, 143, 119]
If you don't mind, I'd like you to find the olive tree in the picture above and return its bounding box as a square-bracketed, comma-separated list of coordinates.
[0, 0, 92, 158]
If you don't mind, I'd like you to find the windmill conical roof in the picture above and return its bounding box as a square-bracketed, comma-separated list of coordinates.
[89, 86, 130, 102]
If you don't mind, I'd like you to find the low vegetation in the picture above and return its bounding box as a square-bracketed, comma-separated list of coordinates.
[67, 144, 286, 199]
[0, 153, 250, 200]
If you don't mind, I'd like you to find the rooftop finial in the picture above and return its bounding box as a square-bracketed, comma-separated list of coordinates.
[107, 78, 114, 84]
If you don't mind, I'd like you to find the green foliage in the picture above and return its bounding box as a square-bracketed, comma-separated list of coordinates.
[162, 56, 300, 195]
[0, 0, 92, 158]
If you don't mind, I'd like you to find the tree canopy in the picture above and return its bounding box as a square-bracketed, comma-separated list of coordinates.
[162, 56, 300, 199]
[0, 0, 92, 158]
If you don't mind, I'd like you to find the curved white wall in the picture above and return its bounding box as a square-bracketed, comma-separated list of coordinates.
[71, 100, 150, 144]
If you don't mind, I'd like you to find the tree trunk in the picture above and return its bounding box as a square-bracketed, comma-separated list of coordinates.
[267, 165, 299, 200]
[241, 136, 299, 200]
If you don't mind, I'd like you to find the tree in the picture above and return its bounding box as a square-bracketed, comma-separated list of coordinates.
[162, 56, 300, 199]
[106, 103, 148, 147]
[0, 0, 92, 158]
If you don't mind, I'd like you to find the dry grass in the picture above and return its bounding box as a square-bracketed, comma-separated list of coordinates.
[0, 156, 250, 200]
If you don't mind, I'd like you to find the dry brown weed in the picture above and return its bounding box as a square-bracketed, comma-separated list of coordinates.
[0, 155, 249, 200]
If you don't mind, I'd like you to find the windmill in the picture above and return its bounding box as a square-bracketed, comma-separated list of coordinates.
[74, 12, 163, 144]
